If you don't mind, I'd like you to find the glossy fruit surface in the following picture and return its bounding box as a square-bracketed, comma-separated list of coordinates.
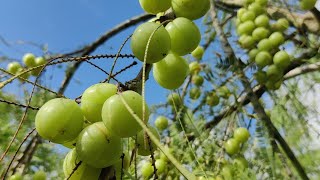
[139, 0, 171, 14]
[23, 53, 36, 67]
[35, 98, 84, 143]
[136, 126, 160, 156]
[155, 159, 166, 174]
[239, 35, 255, 49]
[237, 8, 247, 18]
[221, 164, 234, 180]
[172, 0, 210, 20]
[234, 127, 250, 143]
[272, 18, 289, 32]
[31, 57, 47, 76]
[63, 148, 101, 180]
[255, 51, 272, 68]
[240, 10, 256, 22]
[81, 83, 117, 123]
[102, 90, 150, 137]
[273, 50, 291, 68]
[76, 122, 122, 168]
[62, 121, 92, 149]
[254, 14, 269, 27]
[237, 21, 255, 35]
[141, 162, 154, 178]
[62, 137, 78, 149]
[155, 116, 169, 131]
[191, 46, 205, 59]
[257, 38, 273, 51]
[153, 53, 189, 89]
[7, 62, 22, 74]
[252, 27, 270, 41]
[166, 17, 201, 55]
[269, 31, 285, 47]
[225, 138, 241, 155]
[248, 2, 264, 15]
[131, 22, 171, 63]
[248, 48, 259, 62]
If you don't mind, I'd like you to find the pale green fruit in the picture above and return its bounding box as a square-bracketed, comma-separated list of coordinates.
[172, 0, 210, 20]
[35, 98, 84, 144]
[136, 126, 160, 156]
[165, 17, 201, 55]
[102, 91, 150, 137]
[131, 22, 171, 63]
[139, 0, 171, 14]
[63, 148, 101, 180]
[23, 53, 36, 67]
[153, 53, 189, 89]
[81, 83, 117, 123]
[76, 122, 122, 168]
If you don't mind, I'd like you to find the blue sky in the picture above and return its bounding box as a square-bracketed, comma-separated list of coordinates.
[0, 1, 165, 104]
[0, 0, 211, 107]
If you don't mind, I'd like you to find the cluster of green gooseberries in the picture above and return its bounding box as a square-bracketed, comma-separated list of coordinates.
[6, 53, 46, 80]
[34, 82, 164, 179]
[236, 0, 291, 90]
[224, 127, 250, 156]
[188, 58, 230, 107]
[300, 0, 317, 10]
[195, 127, 250, 180]
[154, 116, 169, 132]
[8, 170, 46, 180]
[198, 127, 249, 179]
[132, 0, 210, 90]
[187, 46, 206, 100]
[212, 155, 249, 180]
[141, 157, 167, 178]
[196, 155, 249, 180]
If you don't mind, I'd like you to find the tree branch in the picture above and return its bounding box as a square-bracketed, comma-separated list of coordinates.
[58, 13, 154, 94]
[215, 0, 320, 34]
[209, 2, 309, 179]
[11, 134, 41, 174]
[4, 14, 154, 177]
[206, 58, 320, 128]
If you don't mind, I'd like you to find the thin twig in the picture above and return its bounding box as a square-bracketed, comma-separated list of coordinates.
[58, 13, 154, 94]
[209, 1, 309, 179]
[0, 99, 39, 110]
